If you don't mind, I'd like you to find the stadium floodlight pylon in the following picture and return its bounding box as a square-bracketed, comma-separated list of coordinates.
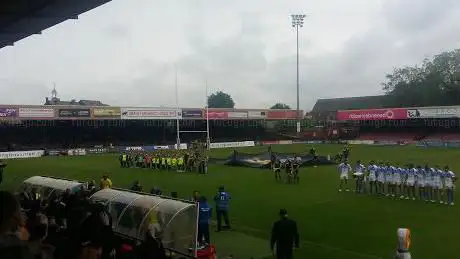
[175, 70, 210, 150]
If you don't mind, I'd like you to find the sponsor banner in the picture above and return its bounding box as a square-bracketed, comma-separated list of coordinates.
[407, 107, 460, 119]
[120, 144, 188, 151]
[261, 140, 280, 145]
[18, 108, 55, 118]
[155, 145, 170, 150]
[0, 150, 44, 159]
[267, 110, 298, 119]
[337, 108, 408, 121]
[210, 141, 255, 149]
[0, 108, 17, 118]
[228, 111, 248, 119]
[347, 140, 375, 145]
[121, 108, 182, 120]
[92, 107, 121, 117]
[204, 110, 228, 119]
[122, 146, 147, 152]
[247, 110, 267, 119]
[58, 108, 91, 118]
[46, 150, 62, 156]
[86, 148, 108, 154]
[416, 140, 445, 147]
[182, 109, 202, 118]
[169, 143, 188, 150]
[261, 140, 294, 145]
[292, 140, 309, 144]
[373, 140, 399, 146]
[67, 149, 87, 156]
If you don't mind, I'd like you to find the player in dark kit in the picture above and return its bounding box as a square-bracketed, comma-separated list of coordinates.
[270, 209, 299, 259]
[291, 160, 300, 184]
[214, 186, 231, 232]
[273, 159, 282, 181]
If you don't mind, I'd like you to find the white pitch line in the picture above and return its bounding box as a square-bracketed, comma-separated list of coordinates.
[211, 221, 383, 259]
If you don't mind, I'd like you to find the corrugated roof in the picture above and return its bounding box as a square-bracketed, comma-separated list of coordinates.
[0, 0, 112, 49]
[312, 95, 391, 112]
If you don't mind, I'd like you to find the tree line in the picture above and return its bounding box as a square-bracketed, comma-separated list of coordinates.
[209, 48, 460, 110]
[382, 49, 460, 107]
[207, 91, 292, 110]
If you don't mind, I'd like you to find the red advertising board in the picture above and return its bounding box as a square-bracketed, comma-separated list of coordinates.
[336, 108, 408, 121]
[204, 110, 228, 119]
[267, 110, 298, 119]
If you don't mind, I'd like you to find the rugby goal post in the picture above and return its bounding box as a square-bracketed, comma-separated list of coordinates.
[175, 70, 210, 151]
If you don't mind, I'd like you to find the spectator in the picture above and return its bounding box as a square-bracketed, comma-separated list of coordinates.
[270, 209, 299, 259]
[78, 203, 115, 259]
[192, 191, 200, 202]
[0, 191, 33, 259]
[197, 196, 211, 245]
[87, 180, 96, 195]
[214, 186, 231, 232]
[130, 180, 142, 192]
[28, 213, 54, 259]
[100, 176, 112, 189]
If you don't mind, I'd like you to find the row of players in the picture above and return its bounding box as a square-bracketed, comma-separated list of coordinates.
[337, 161, 456, 205]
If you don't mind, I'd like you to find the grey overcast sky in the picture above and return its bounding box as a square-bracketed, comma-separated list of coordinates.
[1, 0, 460, 110]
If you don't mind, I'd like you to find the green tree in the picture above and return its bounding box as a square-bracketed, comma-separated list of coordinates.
[270, 103, 291, 109]
[382, 49, 460, 107]
[207, 91, 235, 108]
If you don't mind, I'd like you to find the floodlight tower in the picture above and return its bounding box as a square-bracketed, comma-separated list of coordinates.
[291, 14, 306, 134]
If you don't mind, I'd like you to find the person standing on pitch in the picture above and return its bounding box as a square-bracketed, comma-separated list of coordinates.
[197, 196, 211, 245]
[214, 186, 231, 232]
[270, 209, 299, 259]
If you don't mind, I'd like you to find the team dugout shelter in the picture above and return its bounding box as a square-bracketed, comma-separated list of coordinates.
[22, 176, 199, 257]
[309, 95, 460, 143]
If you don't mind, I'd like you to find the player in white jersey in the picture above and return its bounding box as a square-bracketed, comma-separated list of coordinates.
[392, 164, 401, 197]
[433, 166, 444, 203]
[443, 166, 456, 205]
[424, 165, 433, 202]
[354, 160, 366, 193]
[415, 165, 426, 201]
[338, 161, 352, 192]
[367, 161, 377, 195]
[405, 165, 416, 200]
[377, 163, 385, 195]
[385, 163, 394, 197]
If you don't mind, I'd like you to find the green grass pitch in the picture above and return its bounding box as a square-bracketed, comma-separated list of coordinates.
[1, 144, 459, 259]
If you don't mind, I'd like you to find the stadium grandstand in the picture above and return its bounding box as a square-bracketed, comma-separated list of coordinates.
[0, 1, 456, 259]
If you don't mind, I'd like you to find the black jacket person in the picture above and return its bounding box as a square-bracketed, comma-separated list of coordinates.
[270, 209, 299, 259]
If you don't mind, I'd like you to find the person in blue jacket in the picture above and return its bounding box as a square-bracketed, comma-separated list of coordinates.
[214, 186, 231, 232]
[198, 196, 211, 244]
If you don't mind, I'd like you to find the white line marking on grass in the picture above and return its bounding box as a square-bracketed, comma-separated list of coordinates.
[211, 221, 383, 259]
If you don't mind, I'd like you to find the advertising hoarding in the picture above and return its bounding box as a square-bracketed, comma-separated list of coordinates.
[0, 108, 17, 118]
[336, 108, 408, 121]
[247, 111, 267, 119]
[58, 109, 91, 118]
[18, 108, 55, 118]
[121, 108, 182, 120]
[267, 110, 298, 119]
[204, 110, 228, 119]
[406, 107, 460, 118]
[182, 109, 202, 118]
[92, 107, 121, 117]
[228, 111, 248, 119]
